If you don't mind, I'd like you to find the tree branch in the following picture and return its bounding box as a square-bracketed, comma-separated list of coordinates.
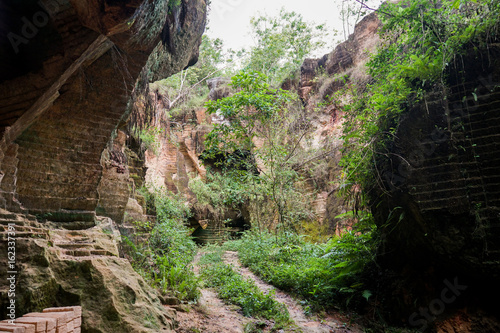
[352, 0, 395, 18]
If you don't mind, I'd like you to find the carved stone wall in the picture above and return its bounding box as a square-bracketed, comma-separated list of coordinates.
[0, 0, 207, 221]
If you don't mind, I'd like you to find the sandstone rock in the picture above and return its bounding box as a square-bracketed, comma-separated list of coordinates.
[207, 77, 231, 101]
[0, 0, 207, 221]
[0, 213, 175, 332]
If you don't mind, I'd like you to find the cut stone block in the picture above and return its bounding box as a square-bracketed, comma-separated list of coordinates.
[72, 317, 81, 327]
[20, 316, 56, 331]
[0, 323, 33, 333]
[11, 317, 46, 333]
[55, 323, 67, 333]
[24, 312, 69, 326]
[43, 306, 82, 319]
[0, 324, 25, 333]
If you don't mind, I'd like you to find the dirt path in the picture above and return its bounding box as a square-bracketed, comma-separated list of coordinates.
[175, 252, 252, 333]
[223, 251, 363, 333]
[175, 250, 363, 333]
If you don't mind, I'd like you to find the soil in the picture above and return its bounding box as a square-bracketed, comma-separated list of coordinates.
[173, 251, 364, 333]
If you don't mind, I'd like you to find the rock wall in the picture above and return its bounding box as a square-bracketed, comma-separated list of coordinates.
[369, 45, 500, 329]
[296, 12, 381, 233]
[298, 8, 500, 330]
[143, 109, 210, 196]
[0, 210, 176, 332]
[0, 0, 206, 331]
[0, 0, 206, 221]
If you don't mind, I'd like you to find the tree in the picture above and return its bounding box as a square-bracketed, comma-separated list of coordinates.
[203, 71, 314, 231]
[244, 9, 327, 87]
[153, 35, 231, 112]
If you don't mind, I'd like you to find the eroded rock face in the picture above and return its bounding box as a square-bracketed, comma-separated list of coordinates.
[299, 8, 500, 330]
[370, 45, 500, 328]
[0, 211, 175, 332]
[299, 12, 381, 109]
[295, 12, 382, 233]
[0, 0, 206, 330]
[0, 0, 207, 220]
[143, 109, 209, 196]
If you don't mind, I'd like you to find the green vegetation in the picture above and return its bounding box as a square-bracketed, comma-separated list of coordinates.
[124, 1, 500, 329]
[226, 213, 376, 310]
[245, 8, 328, 86]
[340, 0, 500, 198]
[123, 189, 200, 302]
[201, 71, 315, 231]
[199, 247, 291, 329]
[151, 35, 235, 117]
[138, 126, 164, 155]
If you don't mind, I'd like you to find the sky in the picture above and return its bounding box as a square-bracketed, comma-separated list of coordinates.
[206, 0, 383, 58]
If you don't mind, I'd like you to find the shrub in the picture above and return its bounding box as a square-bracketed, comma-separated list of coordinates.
[123, 189, 200, 302]
[229, 215, 377, 310]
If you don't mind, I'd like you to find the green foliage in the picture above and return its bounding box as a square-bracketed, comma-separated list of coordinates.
[203, 71, 314, 231]
[199, 250, 290, 327]
[205, 71, 294, 153]
[153, 189, 192, 222]
[340, 0, 500, 197]
[123, 189, 200, 302]
[189, 171, 248, 210]
[228, 214, 377, 310]
[138, 126, 163, 155]
[153, 35, 234, 115]
[245, 8, 328, 86]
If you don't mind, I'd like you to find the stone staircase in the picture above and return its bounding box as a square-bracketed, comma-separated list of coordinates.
[0, 209, 119, 261]
[51, 228, 119, 261]
[0, 210, 48, 241]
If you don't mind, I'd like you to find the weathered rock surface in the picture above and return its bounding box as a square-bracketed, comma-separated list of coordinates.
[369, 44, 500, 329]
[0, 0, 206, 330]
[0, 0, 206, 220]
[0, 210, 175, 332]
[295, 12, 382, 233]
[298, 8, 500, 330]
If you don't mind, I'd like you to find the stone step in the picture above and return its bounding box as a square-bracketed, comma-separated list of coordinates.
[61, 249, 116, 258]
[41, 221, 97, 230]
[0, 231, 48, 240]
[0, 225, 46, 233]
[0, 212, 21, 220]
[0, 220, 25, 225]
[54, 242, 95, 249]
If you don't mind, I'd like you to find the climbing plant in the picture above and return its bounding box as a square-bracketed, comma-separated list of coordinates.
[339, 0, 500, 199]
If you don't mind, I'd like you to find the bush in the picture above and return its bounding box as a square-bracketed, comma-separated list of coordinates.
[229, 215, 377, 310]
[123, 189, 200, 302]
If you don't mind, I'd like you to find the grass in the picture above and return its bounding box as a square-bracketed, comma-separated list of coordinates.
[199, 247, 291, 329]
[224, 224, 377, 311]
[122, 190, 200, 302]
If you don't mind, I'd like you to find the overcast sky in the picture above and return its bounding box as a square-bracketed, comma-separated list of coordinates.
[206, 0, 383, 57]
